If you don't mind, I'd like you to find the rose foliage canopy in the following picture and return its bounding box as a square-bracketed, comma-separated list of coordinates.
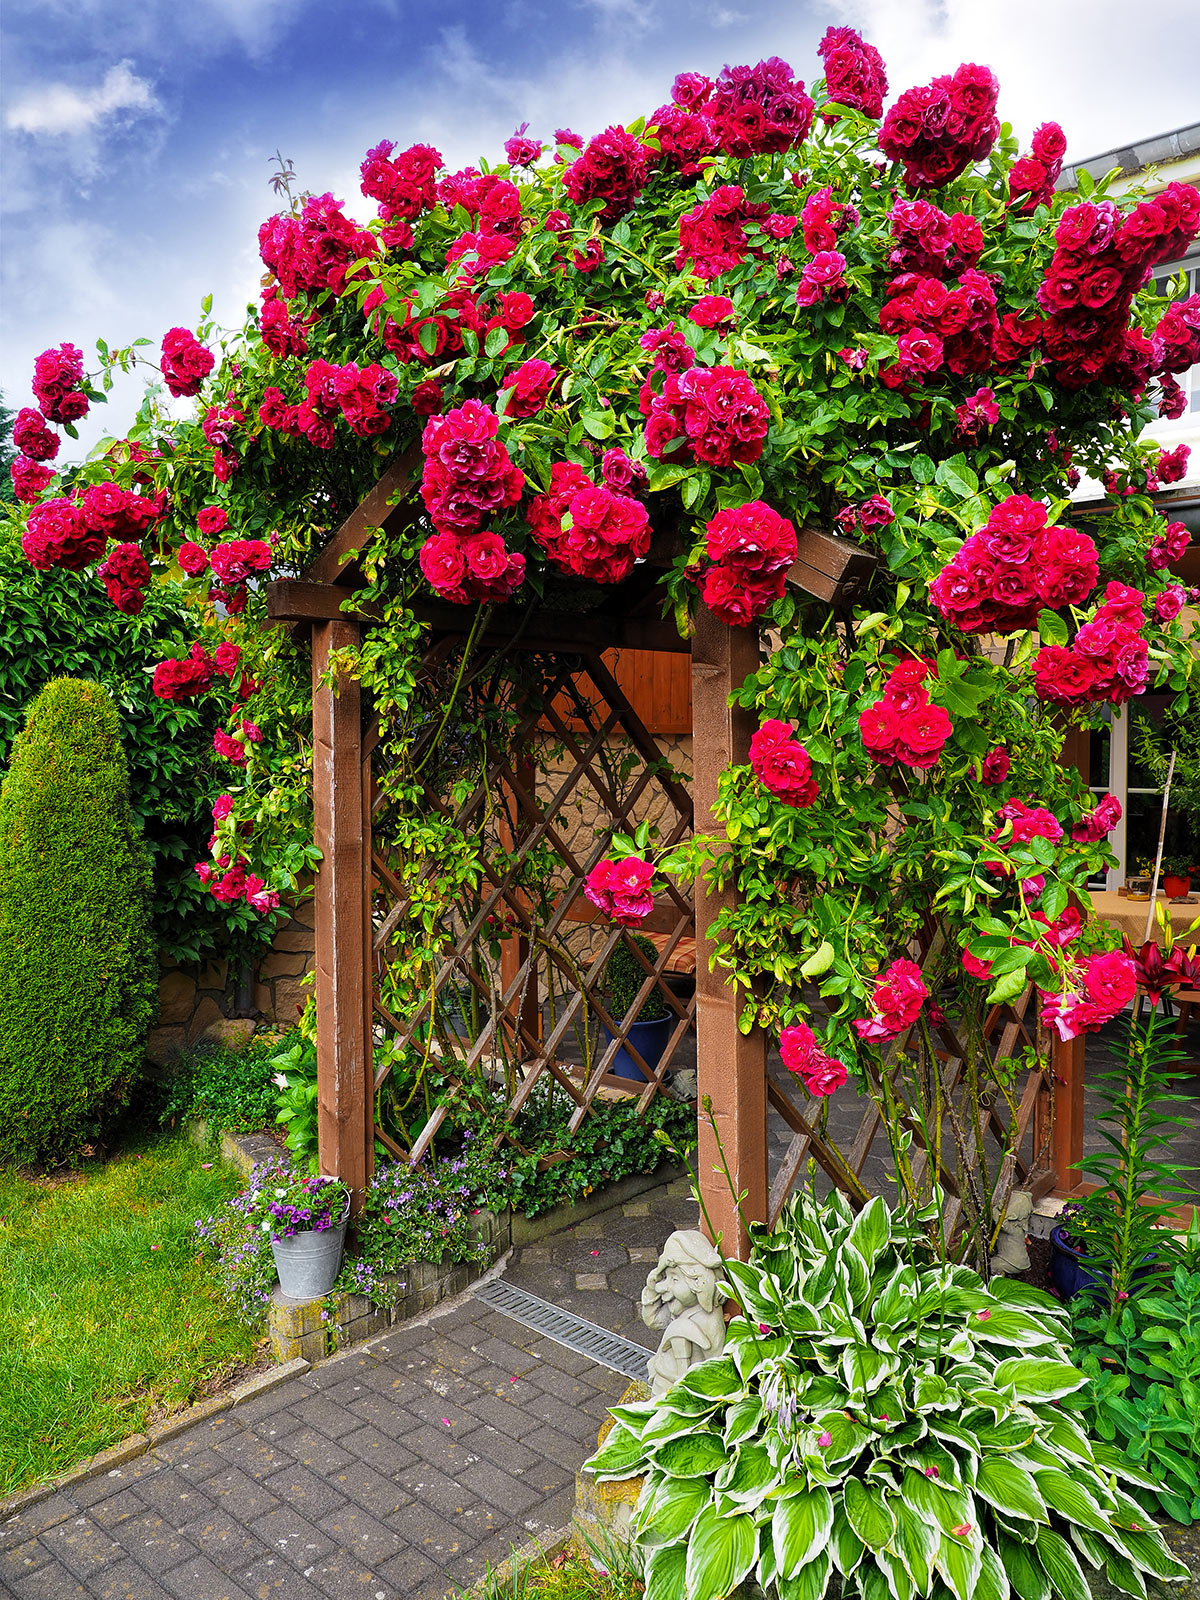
[6, 36, 1198, 1145]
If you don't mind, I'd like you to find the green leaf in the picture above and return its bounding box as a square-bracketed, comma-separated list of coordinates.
[679, 1357, 742, 1400]
[1030, 1470, 1110, 1535]
[639, 1474, 712, 1542]
[999, 1534, 1050, 1600]
[646, 1542, 687, 1600]
[1034, 1528, 1090, 1600]
[778, 1550, 833, 1600]
[654, 1432, 727, 1477]
[417, 321, 439, 356]
[993, 1358, 1086, 1401]
[773, 1487, 834, 1578]
[974, 1458, 1048, 1524]
[587, 1422, 645, 1478]
[936, 1530, 983, 1600]
[846, 1195, 891, 1270]
[683, 1503, 757, 1600]
[484, 326, 509, 357]
[581, 407, 616, 440]
[844, 1477, 896, 1550]
[935, 454, 979, 500]
[1036, 609, 1069, 647]
[830, 1504, 866, 1577]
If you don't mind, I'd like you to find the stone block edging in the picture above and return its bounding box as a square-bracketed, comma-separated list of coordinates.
[191, 1120, 684, 1358]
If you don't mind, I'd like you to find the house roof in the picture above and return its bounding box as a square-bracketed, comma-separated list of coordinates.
[1057, 122, 1200, 190]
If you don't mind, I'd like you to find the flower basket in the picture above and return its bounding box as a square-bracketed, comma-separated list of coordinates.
[245, 1169, 351, 1300]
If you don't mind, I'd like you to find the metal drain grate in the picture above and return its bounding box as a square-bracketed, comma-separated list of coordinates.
[473, 1279, 652, 1382]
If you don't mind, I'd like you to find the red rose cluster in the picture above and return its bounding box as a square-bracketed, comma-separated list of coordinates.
[877, 63, 1000, 190]
[525, 463, 650, 585]
[443, 176, 524, 282]
[197, 855, 279, 915]
[419, 530, 525, 604]
[887, 200, 982, 279]
[817, 25, 887, 119]
[795, 251, 849, 308]
[32, 343, 89, 425]
[583, 857, 655, 927]
[563, 125, 655, 222]
[749, 719, 818, 808]
[834, 494, 894, 536]
[152, 642, 217, 701]
[1040, 950, 1137, 1041]
[360, 140, 442, 246]
[929, 495, 1099, 634]
[647, 91, 718, 178]
[1154, 298, 1200, 418]
[258, 192, 378, 302]
[880, 267, 998, 381]
[984, 798, 1063, 878]
[858, 659, 953, 771]
[420, 399, 525, 537]
[700, 500, 797, 627]
[853, 958, 928, 1042]
[707, 58, 814, 157]
[201, 403, 244, 481]
[97, 543, 151, 615]
[21, 498, 105, 572]
[1148, 518, 1190, 571]
[1039, 187, 1200, 390]
[780, 1020, 847, 1096]
[382, 286, 484, 367]
[1072, 793, 1121, 844]
[306, 358, 399, 440]
[209, 539, 272, 589]
[676, 185, 769, 280]
[500, 358, 557, 419]
[1008, 123, 1066, 214]
[159, 328, 215, 398]
[1032, 581, 1149, 706]
[9, 407, 61, 502]
[642, 365, 769, 467]
[260, 294, 314, 359]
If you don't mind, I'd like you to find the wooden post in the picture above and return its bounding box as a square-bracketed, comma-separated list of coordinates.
[1051, 722, 1090, 1192]
[691, 608, 768, 1259]
[311, 618, 373, 1207]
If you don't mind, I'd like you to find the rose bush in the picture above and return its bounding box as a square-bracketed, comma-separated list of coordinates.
[2, 33, 1195, 1199]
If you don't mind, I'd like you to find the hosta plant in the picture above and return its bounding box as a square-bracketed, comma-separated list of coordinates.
[587, 1193, 1187, 1600]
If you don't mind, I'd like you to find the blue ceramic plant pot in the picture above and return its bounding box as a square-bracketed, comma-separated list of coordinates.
[1048, 1224, 1158, 1303]
[603, 1015, 672, 1082]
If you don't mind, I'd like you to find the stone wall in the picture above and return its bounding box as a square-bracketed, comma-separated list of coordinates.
[147, 897, 316, 1065]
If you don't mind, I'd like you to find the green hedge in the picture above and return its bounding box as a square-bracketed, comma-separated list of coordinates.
[0, 679, 157, 1165]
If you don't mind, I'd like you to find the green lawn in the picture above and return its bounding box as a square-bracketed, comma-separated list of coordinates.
[0, 1131, 263, 1495]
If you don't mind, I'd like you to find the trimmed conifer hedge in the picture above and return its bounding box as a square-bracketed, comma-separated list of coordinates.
[0, 678, 156, 1165]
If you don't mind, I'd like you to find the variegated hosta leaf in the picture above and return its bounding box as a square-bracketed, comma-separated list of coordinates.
[682, 1503, 757, 1600]
[633, 1472, 711, 1544]
[771, 1485, 834, 1578]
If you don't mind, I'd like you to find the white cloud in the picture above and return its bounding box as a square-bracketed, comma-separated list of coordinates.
[5, 60, 160, 138]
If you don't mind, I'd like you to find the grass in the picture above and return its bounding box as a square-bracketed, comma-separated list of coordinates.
[455, 1527, 644, 1600]
[0, 1129, 264, 1495]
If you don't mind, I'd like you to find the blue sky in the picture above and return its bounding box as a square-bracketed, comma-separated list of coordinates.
[4, 0, 1200, 457]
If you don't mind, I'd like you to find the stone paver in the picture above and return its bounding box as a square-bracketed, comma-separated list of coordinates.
[1, 1176, 685, 1600]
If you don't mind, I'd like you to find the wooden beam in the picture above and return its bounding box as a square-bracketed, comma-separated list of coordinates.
[408, 599, 692, 656]
[786, 528, 877, 605]
[304, 445, 423, 587]
[268, 580, 380, 625]
[691, 606, 768, 1260]
[312, 618, 373, 1207]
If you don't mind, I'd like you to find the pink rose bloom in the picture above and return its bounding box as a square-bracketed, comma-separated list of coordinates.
[981, 746, 1010, 785]
[1155, 585, 1186, 622]
[749, 720, 818, 808]
[212, 794, 235, 821]
[584, 857, 655, 926]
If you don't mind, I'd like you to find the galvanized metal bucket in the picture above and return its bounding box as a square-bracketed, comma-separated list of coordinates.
[271, 1214, 348, 1300]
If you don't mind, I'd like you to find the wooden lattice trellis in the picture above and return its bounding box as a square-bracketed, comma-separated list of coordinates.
[269, 456, 1084, 1255]
[363, 638, 698, 1168]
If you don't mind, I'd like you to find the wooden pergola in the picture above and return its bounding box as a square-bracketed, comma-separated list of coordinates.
[268, 454, 1084, 1258]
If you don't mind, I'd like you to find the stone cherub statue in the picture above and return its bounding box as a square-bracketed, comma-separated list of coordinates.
[641, 1229, 726, 1396]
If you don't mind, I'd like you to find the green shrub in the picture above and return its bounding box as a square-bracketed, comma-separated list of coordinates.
[158, 1028, 289, 1135]
[604, 931, 670, 1025]
[0, 678, 157, 1165]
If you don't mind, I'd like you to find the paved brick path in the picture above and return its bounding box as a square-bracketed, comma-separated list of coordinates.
[0, 1180, 697, 1600]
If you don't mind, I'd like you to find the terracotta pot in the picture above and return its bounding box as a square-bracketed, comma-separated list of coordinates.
[1163, 873, 1191, 898]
